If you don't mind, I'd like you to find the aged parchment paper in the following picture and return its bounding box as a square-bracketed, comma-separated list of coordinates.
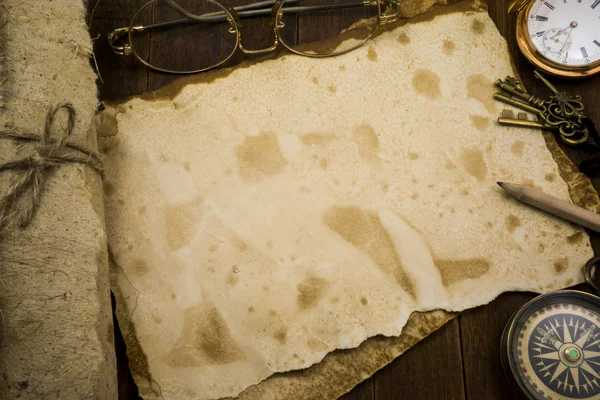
[102, 3, 600, 399]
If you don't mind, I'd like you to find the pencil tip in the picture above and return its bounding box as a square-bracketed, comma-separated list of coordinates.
[497, 181, 504, 187]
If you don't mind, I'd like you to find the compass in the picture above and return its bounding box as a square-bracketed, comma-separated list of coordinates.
[502, 257, 600, 399]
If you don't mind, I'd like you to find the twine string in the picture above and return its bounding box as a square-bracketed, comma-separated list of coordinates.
[0, 102, 104, 230]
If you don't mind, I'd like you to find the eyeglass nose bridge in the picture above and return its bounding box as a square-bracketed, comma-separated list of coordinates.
[230, 2, 283, 56]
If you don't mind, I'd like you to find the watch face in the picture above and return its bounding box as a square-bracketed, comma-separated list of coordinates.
[527, 0, 600, 67]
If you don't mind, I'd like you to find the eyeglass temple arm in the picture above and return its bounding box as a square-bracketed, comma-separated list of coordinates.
[147, 1, 369, 27]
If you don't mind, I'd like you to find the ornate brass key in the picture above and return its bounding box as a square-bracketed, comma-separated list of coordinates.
[493, 72, 590, 146]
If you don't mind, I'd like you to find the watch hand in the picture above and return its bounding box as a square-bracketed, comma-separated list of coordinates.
[551, 26, 570, 40]
[559, 28, 573, 56]
[551, 21, 578, 41]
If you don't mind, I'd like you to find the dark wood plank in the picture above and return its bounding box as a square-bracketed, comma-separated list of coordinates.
[339, 377, 374, 400]
[374, 319, 465, 400]
[88, 0, 150, 100]
[459, 292, 536, 400]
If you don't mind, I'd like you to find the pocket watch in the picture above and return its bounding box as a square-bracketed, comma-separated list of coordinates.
[509, 0, 600, 78]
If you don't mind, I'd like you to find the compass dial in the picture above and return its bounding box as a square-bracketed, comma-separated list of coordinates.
[527, 0, 600, 67]
[502, 291, 600, 400]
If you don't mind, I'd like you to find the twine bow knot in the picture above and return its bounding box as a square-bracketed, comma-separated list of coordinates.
[0, 102, 104, 230]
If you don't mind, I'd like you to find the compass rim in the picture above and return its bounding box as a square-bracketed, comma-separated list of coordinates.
[501, 290, 600, 400]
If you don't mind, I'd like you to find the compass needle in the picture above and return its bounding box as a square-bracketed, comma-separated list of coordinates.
[540, 361, 560, 372]
[583, 350, 600, 359]
[563, 318, 573, 343]
[570, 367, 581, 391]
[576, 329, 593, 348]
[551, 363, 568, 383]
[534, 352, 561, 360]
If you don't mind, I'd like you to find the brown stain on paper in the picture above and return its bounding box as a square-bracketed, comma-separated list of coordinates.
[274, 328, 288, 344]
[553, 258, 569, 275]
[567, 232, 584, 244]
[511, 140, 525, 156]
[301, 132, 337, 146]
[165, 303, 244, 367]
[471, 19, 485, 34]
[131, 259, 149, 276]
[322, 206, 416, 299]
[165, 197, 204, 250]
[367, 46, 378, 61]
[505, 214, 521, 233]
[435, 259, 490, 287]
[442, 40, 455, 55]
[397, 33, 411, 45]
[352, 124, 380, 162]
[467, 74, 496, 114]
[297, 276, 329, 310]
[470, 115, 489, 132]
[544, 173, 557, 182]
[226, 274, 239, 287]
[460, 147, 487, 181]
[538, 243, 545, 253]
[237, 132, 287, 181]
[412, 69, 441, 100]
[319, 158, 329, 170]
[521, 178, 542, 190]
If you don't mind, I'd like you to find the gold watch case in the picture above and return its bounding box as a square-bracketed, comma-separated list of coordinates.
[510, 0, 600, 78]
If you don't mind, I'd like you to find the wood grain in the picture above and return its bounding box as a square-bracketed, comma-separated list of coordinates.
[339, 377, 374, 400]
[89, 0, 150, 100]
[374, 319, 465, 400]
[87, 0, 600, 398]
[459, 292, 536, 400]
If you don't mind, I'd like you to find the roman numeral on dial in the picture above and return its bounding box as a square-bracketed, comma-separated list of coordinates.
[592, 0, 600, 9]
[543, 1, 555, 10]
[535, 15, 549, 22]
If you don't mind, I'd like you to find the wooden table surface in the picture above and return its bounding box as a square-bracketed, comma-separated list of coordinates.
[88, 0, 600, 398]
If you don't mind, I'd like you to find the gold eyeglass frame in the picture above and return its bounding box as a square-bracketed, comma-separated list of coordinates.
[108, 0, 401, 74]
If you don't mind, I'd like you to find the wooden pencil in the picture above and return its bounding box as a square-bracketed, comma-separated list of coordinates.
[497, 182, 600, 233]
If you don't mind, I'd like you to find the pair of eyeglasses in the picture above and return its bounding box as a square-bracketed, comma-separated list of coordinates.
[108, 0, 401, 74]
